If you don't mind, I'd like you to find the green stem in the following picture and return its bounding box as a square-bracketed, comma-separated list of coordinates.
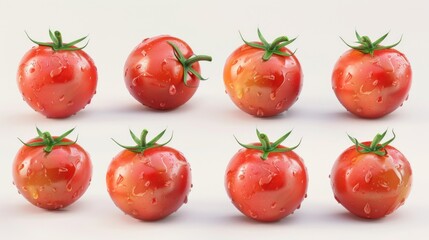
[112, 129, 173, 154]
[186, 55, 213, 65]
[55, 31, 63, 48]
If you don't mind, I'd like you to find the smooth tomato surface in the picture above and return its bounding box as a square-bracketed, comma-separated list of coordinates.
[224, 44, 302, 117]
[330, 142, 412, 219]
[12, 138, 92, 209]
[124, 35, 200, 110]
[332, 49, 411, 118]
[225, 144, 308, 222]
[106, 146, 191, 221]
[17, 46, 97, 118]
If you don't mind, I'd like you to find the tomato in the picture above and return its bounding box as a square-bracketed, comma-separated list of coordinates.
[124, 35, 212, 110]
[225, 130, 308, 222]
[106, 129, 192, 221]
[330, 131, 412, 219]
[223, 29, 303, 117]
[12, 128, 92, 210]
[332, 32, 412, 118]
[17, 30, 97, 118]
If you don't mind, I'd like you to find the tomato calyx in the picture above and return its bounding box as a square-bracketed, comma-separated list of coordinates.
[112, 129, 173, 153]
[240, 29, 297, 61]
[234, 129, 301, 160]
[340, 31, 402, 56]
[18, 127, 77, 153]
[348, 130, 396, 156]
[25, 29, 89, 51]
[167, 41, 212, 87]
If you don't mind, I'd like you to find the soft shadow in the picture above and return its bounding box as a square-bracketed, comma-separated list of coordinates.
[223, 212, 298, 225]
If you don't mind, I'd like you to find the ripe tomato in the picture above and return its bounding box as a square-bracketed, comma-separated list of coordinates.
[12, 128, 92, 210]
[223, 29, 303, 117]
[332, 32, 412, 118]
[124, 35, 212, 110]
[17, 30, 97, 118]
[106, 129, 192, 221]
[330, 131, 412, 219]
[225, 130, 308, 222]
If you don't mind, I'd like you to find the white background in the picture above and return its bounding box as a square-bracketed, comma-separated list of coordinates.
[0, 0, 427, 239]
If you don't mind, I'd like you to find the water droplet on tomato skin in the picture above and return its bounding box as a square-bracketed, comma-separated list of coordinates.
[58, 167, 68, 173]
[238, 174, 245, 180]
[66, 183, 73, 192]
[152, 198, 157, 204]
[249, 211, 258, 219]
[169, 85, 177, 95]
[67, 101, 74, 107]
[18, 164, 24, 171]
[365, 171, 373, 183]
[236, 66, 243, 74]
[29, 67, 35, 74]
[364, 203, 371, 215]
[136, 64, 142, 70]
[271, 202, 277, 209]
[256, 109, 264, 117]
[352, 183, 360, 192]
[50, 67, 63, 78]
[356, 107, 363, 113]
[131, 209, 139, 216]
[270, 92, 276, 100]
[345, 72, 353, 83]
[159, 102, 166, 108]
[183, 196, 188, 204]
[279, 208, 286, 213]
[116, 174, 124, 185]
[377, 96, 383, 103]
[144, 181, 151, 187]
[124, 68, 129, 77]
[26, 169, 33, 177]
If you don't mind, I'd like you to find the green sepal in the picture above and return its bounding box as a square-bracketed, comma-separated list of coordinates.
[112, 129, 173, 153]
[340, 31, 402, 56]
[348, 130, 396, 156]
[26, 30, 89, 51]
[240, 28, 297, 61]
[19, 127, 77, 153]
[234, 129, 301, 160]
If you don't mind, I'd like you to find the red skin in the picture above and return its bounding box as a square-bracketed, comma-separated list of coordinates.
[330, 142, 412, 219]
[17, 45, 97, 118]
[106, 146, 192, 221]
[225, 144, 308, 222]
[124, 35, 201, 110]
[223, 43, 303, 117]
[12, 138, 92, 210]
[332, 49, 412, 118]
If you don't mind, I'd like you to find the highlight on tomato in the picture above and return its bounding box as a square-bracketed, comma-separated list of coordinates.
[12, 128, 92, 210]
[106, 129, 192, 221]
[332, 31, 412, 118]
[223, 29, 303, 117]
[225, 129, 308, 222]
[330, 130, 412, 219]
[124, 35, 212, 110]
[17, 30, 98, 118]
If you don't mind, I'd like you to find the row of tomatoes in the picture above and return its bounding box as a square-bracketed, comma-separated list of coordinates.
[13, 128, 412, 222]
[18, 29, 411, 119]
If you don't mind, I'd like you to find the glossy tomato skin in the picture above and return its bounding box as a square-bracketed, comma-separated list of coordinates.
[330, 142, 412, 219]
[124, 35, 200, 110]
[17, 46, 97, 118]
[332, 49, 411, 118]
[225, 144, 308, 222]
[12, 138, 92, 210]
[106, 146, 191, 221]
[224, 43, 303, 117]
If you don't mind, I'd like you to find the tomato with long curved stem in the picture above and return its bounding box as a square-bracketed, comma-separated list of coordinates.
[17, 30, 97, 118]
[106, 129, 192, 221]
[224, 29, 303, 117]
[12, 128, 92, 210]
[124, 36, 212, 110]
[332, 31, 412, 118]
[330, 130, 412, 219]
[225, 130, 308, 222]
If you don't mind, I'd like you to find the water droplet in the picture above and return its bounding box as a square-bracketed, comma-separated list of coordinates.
[141, 50, 147, 56]
[59, 95, 65, 102]
[80, 66, 86, 72]
[127, 198, 133, 205]
[232, 59, 238, 65]
[72, 191, 79, 199]
[26, 169, 33, 177]
[256, 108, 264, 117]
[159, 102, 166, 108]
[304, 193, 308, 198]
[50, 67, 63, 78]
[18, 164, 24, 171]
[275, 100, 285, 110]
[152, 198, 157, 204]
[169, 85, 177, 95]
[244, 87, 250, 93]
[52, 187, 57, 192]
[263, 75, 275, 80]
[259, 174, 273, 186]
[236, 89, 243, 99]
[271, 202, 277, 209]
[352, 183, 360, 192]
[238, 174, 245, 180]
[131, 209, 139, 216]
[66, 183, 73, 192]
[58, 167, 68, 173]
[270, 92, 276, 100]
[345, 72, 352, 82]
[392, 81, 398, 87]
[124, 68, 129, 77]
[377, 96, 383, 103]
[29, 67, 35, 73]
[67, 101, 74, 106]
[372, 80, 379, 86]
[296, 204, 301, 210]
[365, 171, 372, 183]
[236, 66, 243, 74]
[356, 107, 363, 113]
[116, 174, 124, 185]
[249, 211, 258, 219]
[31, 189, 39, 200]
[279, 208, 286, 213]
[183, 196, 188, 204]
[136, 64, 142, 70]
[256, 92, 262, 97]
[145, 181, 151, 187]
[364, 203, 371, 214]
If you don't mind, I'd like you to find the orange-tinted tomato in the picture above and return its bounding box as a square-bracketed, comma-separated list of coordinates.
[330, 142, 412, 219]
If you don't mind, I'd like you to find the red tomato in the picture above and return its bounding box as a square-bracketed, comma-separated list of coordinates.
[12, 128, 92, 210]
[106, 129, 191, 221]
[330, 131, 412, 219]
[124, 35, 212, 110]
[17, 30, 97, 118]
[225, 130, 308, 222]
[224, 29, 303, 117]
[332, 32, 411, 118]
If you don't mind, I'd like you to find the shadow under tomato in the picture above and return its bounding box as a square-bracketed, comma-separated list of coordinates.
[224, 213, 299, 225]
